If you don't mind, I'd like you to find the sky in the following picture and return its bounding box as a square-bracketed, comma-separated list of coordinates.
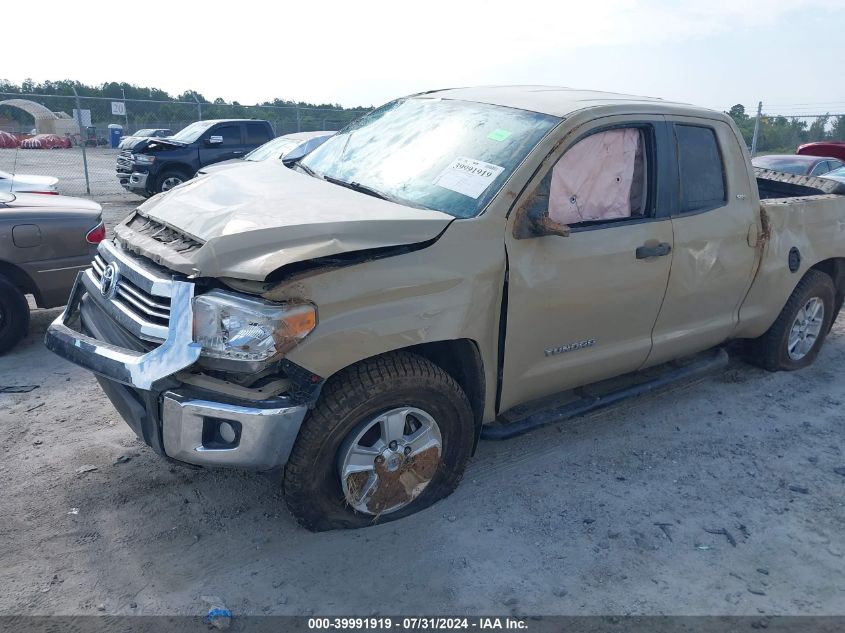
[4, 0, 845, 115]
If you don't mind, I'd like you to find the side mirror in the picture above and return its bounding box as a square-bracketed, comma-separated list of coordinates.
[513, 205, 570, 239]
[206, 135, 223, 145]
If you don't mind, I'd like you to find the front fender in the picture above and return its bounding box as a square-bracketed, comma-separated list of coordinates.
[266, 218, 506, 422]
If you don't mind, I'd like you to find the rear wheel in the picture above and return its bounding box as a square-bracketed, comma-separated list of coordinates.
[750, 269, 835, 371]
[283, 351, 475, 531]
[0, 274, 30, 354]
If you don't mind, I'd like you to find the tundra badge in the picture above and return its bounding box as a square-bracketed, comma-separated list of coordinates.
[544, 339, 596, 357]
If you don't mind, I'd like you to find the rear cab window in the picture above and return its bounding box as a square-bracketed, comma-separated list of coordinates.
[674, 124, 726, 214]
[246, 122, 272, 145]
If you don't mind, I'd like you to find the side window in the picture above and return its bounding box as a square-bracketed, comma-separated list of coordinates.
[810, 160, 832, 176]
[211, 125, 241, 147]
[525, 127, 651, 228]
[675, 124, 726, 213]
[246, 122, 271, 145]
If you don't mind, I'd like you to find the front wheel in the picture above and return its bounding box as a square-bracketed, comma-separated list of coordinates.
[156, 171, 187, 194]
[750, 269, 835, 371]
[283, 352, 475, 531]
[0, 274, 30, 354]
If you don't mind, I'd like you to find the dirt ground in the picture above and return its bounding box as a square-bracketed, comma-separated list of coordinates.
[1, 201, 845, 618]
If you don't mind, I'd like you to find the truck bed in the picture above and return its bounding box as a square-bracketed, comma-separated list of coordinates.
[735, 181, 845, 340]
[755, 167, 845, 200]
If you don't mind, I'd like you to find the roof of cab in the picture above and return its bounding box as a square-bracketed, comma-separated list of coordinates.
[418, 85, 713, 119]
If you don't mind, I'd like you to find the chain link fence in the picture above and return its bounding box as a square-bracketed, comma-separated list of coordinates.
[0, 92, 370, 198]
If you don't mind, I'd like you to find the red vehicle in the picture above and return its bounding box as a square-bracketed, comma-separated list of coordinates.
[19, 134, 71, 149]
[797, 141, 845, 163]
[0, 131, 18, 148]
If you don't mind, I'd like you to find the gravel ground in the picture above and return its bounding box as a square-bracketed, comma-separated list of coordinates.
[1, 301, 844, 616]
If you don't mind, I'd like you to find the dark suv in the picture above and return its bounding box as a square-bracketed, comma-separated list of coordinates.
[116, 119, 275, 196]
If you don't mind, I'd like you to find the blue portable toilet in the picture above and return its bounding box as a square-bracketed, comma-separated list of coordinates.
[108, 124, 123, 148]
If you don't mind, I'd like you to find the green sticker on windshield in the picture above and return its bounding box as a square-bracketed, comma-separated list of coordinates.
[487, 129, 512, 142]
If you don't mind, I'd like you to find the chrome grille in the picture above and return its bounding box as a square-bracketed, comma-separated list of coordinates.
[116, 150, 133, 172]
[86, 242, 175, 342]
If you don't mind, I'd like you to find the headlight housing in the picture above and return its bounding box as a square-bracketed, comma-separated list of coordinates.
[132, 154, 156, 165]
[192, 290, 316, 362]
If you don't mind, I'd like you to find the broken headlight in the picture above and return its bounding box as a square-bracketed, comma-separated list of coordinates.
[192, 290, 316, 362]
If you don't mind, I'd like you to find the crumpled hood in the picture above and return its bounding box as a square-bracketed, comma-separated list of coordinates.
[126, 160, 454, 281]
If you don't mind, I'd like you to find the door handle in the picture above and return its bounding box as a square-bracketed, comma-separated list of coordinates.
[232, 150, 245, 155]
[636, 242, 672, 259]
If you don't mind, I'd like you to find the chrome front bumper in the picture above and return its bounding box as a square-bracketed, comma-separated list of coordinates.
[45, 271, 200, 390]
[45, 259, 308, 470]
[162, 393, 307, 470]
[118, 171, 148, 190]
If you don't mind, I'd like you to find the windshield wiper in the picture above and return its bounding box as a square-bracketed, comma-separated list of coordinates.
[323, 175, 390, 201]
[292, 161, 319, 178]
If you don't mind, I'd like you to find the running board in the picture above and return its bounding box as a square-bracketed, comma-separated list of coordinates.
[482, 348, 730, 440]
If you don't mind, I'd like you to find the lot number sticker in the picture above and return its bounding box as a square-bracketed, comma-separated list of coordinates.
[434, 157, 505, 199]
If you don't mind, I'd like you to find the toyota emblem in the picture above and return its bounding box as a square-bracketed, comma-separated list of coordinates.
[99, 263, 119, 298]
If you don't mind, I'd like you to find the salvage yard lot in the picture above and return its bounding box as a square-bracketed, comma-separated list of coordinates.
[1, 309, 844, 615]
[0, 147, 128, 198]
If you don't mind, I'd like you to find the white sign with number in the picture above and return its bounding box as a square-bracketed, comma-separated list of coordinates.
[434, 157, 505, 199]
[111, 101, 126, 116]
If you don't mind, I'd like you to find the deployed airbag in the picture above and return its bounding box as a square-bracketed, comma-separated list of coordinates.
[548, 128, 641, 225]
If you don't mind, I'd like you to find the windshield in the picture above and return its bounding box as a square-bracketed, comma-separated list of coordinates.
[246, 137, 301, 162]
[823, 166, 845, 180]
[135, 129, 155, 137]
[752, 155, 816, 175]
[169, 120, 217, 143]
[299, 98, 559, 218]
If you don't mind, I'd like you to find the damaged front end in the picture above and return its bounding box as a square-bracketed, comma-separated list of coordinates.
[44, 238, 325, 471]
[49, 160, 459, 470]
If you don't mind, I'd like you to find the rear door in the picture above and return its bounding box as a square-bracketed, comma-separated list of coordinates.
[646, 118, 759, 365]
[199, 123, 245, 166]
[500, 116, 675, 411]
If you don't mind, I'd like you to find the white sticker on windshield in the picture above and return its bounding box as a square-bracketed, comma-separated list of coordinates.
[434, 157, 505, 199]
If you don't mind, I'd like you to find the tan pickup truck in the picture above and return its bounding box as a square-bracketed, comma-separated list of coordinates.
[46, 87, 845, 530]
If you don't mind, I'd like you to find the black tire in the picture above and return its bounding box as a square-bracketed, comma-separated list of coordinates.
[284, 351, 475, 531]
[0, 274, 30, 354]
[156, 170, 188, 194]
[750, 269, 835, 371]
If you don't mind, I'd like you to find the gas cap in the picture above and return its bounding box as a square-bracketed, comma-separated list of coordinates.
[12, 224, 41, 248]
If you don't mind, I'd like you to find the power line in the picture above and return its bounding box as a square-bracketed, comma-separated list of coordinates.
[763, 101, 845, 107]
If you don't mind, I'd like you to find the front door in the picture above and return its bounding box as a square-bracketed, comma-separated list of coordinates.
[500, 117, 675, 412]
[199, 123, 245, 166]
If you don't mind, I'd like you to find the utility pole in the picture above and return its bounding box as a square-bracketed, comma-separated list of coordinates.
[194, 95, 202, 121]
[121, 87, 129, 131]
[750, 101, 762, 157]
[72, 87, 91, 195]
